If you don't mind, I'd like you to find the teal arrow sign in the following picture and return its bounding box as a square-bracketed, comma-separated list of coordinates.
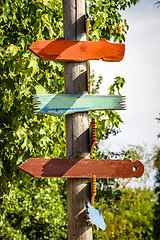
[33, 94, 126, 116]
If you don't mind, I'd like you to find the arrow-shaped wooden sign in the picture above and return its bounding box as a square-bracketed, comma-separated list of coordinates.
[29, 37, 125, 62]
[18, 158, 144, 178]
[33, 94, 126, 116]
[85, 202, 106, 231]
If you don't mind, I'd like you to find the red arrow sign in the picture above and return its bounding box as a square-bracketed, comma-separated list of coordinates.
[29, 37, 125, 62]
[18, 158, 144, 178]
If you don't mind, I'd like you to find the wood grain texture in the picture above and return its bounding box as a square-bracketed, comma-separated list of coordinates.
[18, 158, 144, 178]
[29, 38, 125, 62]
[89, 118, 96, 155]
[67, 179, 92, 240]
[63, 0, 92, 239]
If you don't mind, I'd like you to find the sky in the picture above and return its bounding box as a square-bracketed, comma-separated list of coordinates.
[91, 0, 160, 154]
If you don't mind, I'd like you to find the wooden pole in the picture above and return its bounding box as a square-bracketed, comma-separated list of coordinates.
[63, 0, 93, 239]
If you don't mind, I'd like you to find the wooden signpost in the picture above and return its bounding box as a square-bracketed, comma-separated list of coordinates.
[33, 94, 126, 116]
[18, 0, 144, 239]
[29, 37, 125, 62]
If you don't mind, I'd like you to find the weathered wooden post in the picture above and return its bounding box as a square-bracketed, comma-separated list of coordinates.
[63, 0, 92, 239]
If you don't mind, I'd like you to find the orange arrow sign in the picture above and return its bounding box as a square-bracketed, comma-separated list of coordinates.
[29, 37, 125, 62]
[18, 158, 144, 178]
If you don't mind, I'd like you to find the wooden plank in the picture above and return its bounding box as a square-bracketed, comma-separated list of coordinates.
[18, 158, 144, 178]
[89, 118, 96, 154]
[29, 37, 125, 62]
[33, 94, 126, 116]
[85, 202, 106, 231]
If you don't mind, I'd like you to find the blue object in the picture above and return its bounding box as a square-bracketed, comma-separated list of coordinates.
[85, 201, 106, 231]
[42, 107, 89, 112]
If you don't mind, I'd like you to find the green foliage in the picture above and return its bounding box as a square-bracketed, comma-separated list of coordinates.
[0, 2, 66, 237]
[89, 0, 140, 42]
[153, 147, 160, 239]
[154, 148, 160, 196]
[93, 188, 155, 240]
[108, 76, 125, 95]
[0, 0, 65, 192]
[0, 177, 67, 240]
